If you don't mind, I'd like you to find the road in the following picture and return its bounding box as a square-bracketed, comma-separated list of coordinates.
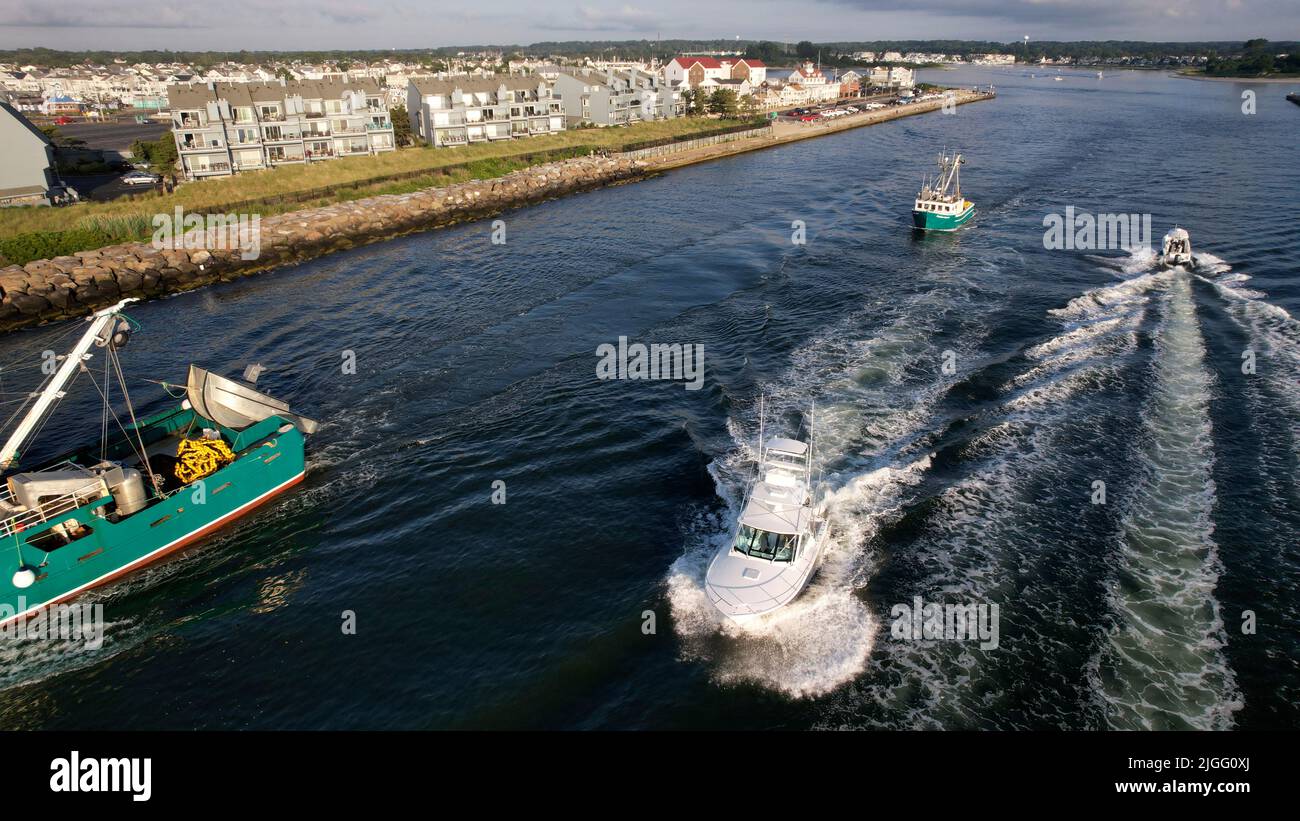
[55, 121, 170, 153]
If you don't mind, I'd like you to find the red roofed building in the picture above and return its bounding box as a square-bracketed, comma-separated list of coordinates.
[664, 56, 766, 89]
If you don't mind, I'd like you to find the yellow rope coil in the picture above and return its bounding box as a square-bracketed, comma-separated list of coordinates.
[174, 437, 236, 485]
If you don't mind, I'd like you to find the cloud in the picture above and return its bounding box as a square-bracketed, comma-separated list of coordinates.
[0, 0, 382, 30]
[821, 0, 1295, 37]
[537, 4, 660, 33]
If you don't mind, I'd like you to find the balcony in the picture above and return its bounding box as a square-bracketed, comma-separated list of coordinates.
[365, 121, 393, 130]
[191, 162, 231, 175]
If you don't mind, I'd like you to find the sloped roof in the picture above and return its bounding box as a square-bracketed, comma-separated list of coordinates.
[410, 75, 541, 96]
[0, 98, 52, 145]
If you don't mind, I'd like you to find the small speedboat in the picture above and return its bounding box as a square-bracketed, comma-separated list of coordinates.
[1159, 226, 1194, 268]
[704, 402, 828, 623]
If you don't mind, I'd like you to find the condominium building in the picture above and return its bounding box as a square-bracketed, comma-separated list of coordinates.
[551, 68, 681, 126]
[166, 78, 396, 179]
[406, 76, 565, 147]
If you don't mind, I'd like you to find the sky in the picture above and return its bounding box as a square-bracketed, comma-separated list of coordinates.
[0, 0, 1296, 52]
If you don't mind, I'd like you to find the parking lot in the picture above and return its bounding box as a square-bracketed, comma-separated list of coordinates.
[62, 171, 165, 203]
[772, 91, 914, 123]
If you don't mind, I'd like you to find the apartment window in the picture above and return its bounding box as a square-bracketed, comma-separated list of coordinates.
[259, 105, 280, 120]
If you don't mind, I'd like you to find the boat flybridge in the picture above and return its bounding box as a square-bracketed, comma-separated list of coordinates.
[705, 403, 828, 623]
[1159, 226, 1194, 269]
[0, 299, 316, 627]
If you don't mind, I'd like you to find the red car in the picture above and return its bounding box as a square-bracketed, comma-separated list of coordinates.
[54, 116, 73, 125]
[799, 114, 818, 122]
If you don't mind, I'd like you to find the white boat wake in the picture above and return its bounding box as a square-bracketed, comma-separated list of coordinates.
[1088, 271, 1243, 729]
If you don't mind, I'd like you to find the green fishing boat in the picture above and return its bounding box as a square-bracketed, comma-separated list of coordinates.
[912, 150, 975, 232]
[0, 299, 316, 627]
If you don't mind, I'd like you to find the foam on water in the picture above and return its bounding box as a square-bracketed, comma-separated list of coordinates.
[1049, 270, 1169, 322]
[1200, 266, 1300, 500]
[1090, 273, 1243, 730]
[821, 264, 1170, 728]
[667, 456, 930, 698]
[665, 279, 973, 698]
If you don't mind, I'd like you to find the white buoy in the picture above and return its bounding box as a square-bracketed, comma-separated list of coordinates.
[12, 568, 35, 588]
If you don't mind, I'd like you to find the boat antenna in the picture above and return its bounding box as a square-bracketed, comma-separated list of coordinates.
[757, 393, 765, 470]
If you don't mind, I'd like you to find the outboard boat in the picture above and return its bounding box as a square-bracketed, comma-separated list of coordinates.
[1160, 226, 1194, 268]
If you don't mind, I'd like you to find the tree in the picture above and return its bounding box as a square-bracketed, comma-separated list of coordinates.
[796, 41, 817, 59]
[739, 93, 760, 120]
[390, 104, 414, 147]
[680, 87, 701, 115]
[707, 88, 739, 118]
[744, 41, 785, 64]
[130, 136, 177, 173]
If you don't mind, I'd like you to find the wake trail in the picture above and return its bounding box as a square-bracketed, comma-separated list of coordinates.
[1090, 272, 1242, 730]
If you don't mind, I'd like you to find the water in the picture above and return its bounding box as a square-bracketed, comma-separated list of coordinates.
[0, 67, 1296, 729]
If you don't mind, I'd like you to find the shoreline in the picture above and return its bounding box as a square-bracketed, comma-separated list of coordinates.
[1172, 72, 1300, 83]
[0, 91, 995, 333]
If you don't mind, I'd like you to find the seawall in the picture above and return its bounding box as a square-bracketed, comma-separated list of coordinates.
[0, 90, 995, 332]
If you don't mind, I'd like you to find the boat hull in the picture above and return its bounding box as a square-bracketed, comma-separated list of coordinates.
[912, 202, 975, 231]
[1, 408, 307, 628]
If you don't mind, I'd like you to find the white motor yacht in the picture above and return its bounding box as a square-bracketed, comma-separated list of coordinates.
[705, 405, 828, 623]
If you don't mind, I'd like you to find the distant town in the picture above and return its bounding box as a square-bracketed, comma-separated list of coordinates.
[0, 37, 1293, 208]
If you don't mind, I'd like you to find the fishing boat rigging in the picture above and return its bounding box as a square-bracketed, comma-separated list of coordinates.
[0, 299, 315, 625]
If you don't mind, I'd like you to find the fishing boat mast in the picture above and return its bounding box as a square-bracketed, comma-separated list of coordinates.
[0, 298, 137, 471]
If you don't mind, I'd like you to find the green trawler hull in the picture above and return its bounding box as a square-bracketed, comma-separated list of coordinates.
[912, 202, 975, 231]
[1, 405, 307, 627]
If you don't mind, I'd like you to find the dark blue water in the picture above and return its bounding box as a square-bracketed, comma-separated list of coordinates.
[1, 67, 1296, 729]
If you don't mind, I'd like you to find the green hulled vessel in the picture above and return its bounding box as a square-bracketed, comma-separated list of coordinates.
[912, 151, 974, 231]
[1, 300, 316, 627]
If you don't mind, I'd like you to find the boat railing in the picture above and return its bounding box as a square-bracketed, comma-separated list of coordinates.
[0, 464, 105, 540]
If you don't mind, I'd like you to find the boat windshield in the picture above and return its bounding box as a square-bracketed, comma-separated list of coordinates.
[733, 525, 796, 562]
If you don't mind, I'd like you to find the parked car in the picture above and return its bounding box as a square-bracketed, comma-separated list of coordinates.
[121, 170, 161, 186]
[53, 116, 73, 125]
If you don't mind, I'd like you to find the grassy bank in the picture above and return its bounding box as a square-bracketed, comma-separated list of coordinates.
[1, 117, 762, 265]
